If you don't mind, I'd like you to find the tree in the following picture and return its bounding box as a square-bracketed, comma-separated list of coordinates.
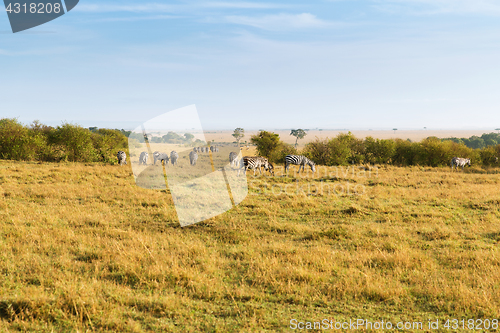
[290, 129, 307, 148]
[232, 128, 244, 146]
[393, 128, 398, 134]
[184, 133, 194, 142]
[250, 131, 280, 158]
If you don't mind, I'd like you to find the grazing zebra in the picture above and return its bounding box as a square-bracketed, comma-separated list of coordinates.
[451, 157, 471, 171]
[229, 152, 238, 167]
[189, 150, 198, 166]
[285, 155, 316, 173]
[117, 151, 127, 166]
[139, 151, 148, 165]
[170, 151, 179, 166]
[153, 151, 169, 165]
[238, 156, 274, 176]
[153, 151, 160, 164]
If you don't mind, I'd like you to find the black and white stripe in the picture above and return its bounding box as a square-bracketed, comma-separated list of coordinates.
[170, 151, 179, 165]
[238, 156, 274, 176]
[117, 151, 127, 166]
[139, 151, 148, 165]
[285, 155, 316, 173]
[189, 150, 198, 166]
[451, 157, 471, 170]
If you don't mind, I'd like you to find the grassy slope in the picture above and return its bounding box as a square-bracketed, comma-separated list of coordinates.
[0, 160, 499, 332]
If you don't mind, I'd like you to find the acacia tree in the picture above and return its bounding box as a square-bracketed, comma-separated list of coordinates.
[290, 129, 307, 148]
[232, 128, 244, 146]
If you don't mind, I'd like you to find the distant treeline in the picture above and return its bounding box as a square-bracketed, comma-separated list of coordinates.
[0, 119, 127, 163]
[126, 131, 205, 146]
[251, 131, 500, 167]
[442, 132, 500, 149]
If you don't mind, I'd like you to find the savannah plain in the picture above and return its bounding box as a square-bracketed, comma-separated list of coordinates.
[203, 129, 495, 148]
[1, 126, 500, 332]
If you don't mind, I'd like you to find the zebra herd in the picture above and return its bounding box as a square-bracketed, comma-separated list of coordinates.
[230, 154, 316, 177]
[192, 146, 219, 153]
[117, 146, 220, 167]
[118, 150, 475, 174]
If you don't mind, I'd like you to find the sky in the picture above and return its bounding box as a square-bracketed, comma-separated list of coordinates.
[1, 0, 500, 130]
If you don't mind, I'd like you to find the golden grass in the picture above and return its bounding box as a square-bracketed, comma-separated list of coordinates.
[0, 160, 499, 332]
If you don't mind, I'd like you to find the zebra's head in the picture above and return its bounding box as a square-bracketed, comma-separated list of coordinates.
[466, 158, 471, 166]
[310, 162, 316, 173]
[266, 162, 275, 176]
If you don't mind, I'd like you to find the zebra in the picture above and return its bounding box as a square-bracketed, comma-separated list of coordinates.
[238, 156, 274, 176]
[153, 151, 160, 164]
[451, 157, 471, 171]
[139, 151, 148, 165]
[189, 150, 198, 166]
[170, 151, 179, 166]
[285, 155, 316, 173]
[117, 151, 127, 166]
[229, 152, 238, 167]
[153, 151, 169, 165]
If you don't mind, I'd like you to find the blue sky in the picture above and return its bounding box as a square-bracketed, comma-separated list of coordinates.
[2, 0, 500, 130]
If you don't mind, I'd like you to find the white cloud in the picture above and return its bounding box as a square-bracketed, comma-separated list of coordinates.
[225, 13, 336, 31]
[202, 2, 288, 9]
[372, 0, 500, 15]
[76, 2, 286, 13]
[75, 4, 177, 13]
[92, 15, 179, 22]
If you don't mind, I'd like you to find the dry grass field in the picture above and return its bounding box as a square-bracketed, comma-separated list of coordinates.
[0, 159, 500, 332]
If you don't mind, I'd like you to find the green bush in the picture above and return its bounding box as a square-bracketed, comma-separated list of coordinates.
[251, 130, 298, 164]
[364, 137, 396, 164]
[303, 139, 331, 166]
[251, 131, 281, 158]
[480, 147, 498, 166]
[50, 124, 100, 162]
[0, 119, 129, 163]
[269, 143, 298, 164]
[393, 139, 419, 166]
[0, 118, 44, 160]
[303, 133, 360, 166]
